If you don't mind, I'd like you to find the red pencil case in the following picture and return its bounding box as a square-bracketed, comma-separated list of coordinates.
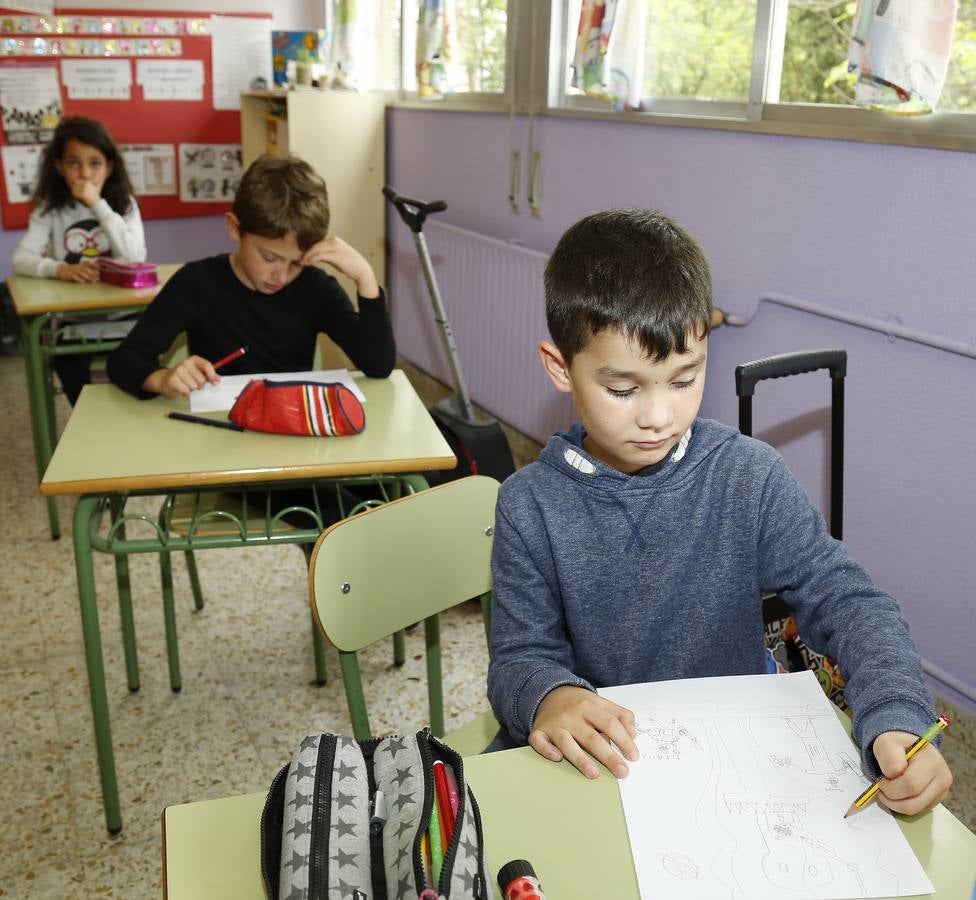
[98, 258, 159, 288]
[229, 379, 366, 437]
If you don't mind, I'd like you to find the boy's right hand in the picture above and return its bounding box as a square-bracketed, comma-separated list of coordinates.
[56, 260, 100, 283]
[145, 356, 219, 398]
[529, 685, 639, 780]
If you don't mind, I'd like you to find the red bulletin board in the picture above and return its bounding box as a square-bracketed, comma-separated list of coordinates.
[0, 8, 271, 229]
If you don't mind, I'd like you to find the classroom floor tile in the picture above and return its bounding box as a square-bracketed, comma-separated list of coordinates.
[1, 353, 973, 898]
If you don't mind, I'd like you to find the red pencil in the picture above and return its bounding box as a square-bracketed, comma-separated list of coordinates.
[212, 346, 247, 371]
[432, 760, 455, 847]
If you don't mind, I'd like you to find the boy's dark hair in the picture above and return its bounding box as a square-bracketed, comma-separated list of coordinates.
[232, 154, 330, 252]
[33, 117, 134, 216]
[544, 208, 713, 363]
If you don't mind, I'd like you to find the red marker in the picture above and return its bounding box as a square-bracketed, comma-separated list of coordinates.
[212, 345, 247, 371]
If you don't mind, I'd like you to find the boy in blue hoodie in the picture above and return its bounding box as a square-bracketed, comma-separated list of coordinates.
[486, 208, 952, 816]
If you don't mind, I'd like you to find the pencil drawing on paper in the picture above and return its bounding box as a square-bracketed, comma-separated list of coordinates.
[602, 673, 933, 900]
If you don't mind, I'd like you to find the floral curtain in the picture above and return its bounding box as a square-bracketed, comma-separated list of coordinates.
[571, 0, 645, 111]
[848, 0, 958, 114]
[416, 0, 459, 97]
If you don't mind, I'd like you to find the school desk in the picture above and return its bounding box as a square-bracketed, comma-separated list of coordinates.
[161, 739, 976, 899]
[40, 371, 455, 834]
[7, 264, 180, 540]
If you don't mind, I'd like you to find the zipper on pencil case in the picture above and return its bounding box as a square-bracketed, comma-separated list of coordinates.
[260, 763, 290, 897]
[417, 731, 487, 899]
[362, 736, 388, 900]
[308, 734, 337, 899]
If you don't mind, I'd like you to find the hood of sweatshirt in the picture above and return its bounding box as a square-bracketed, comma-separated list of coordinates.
[538, 418, 740, 495]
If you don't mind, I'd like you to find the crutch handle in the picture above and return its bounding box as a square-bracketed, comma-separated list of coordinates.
[383, 186, 447, 233]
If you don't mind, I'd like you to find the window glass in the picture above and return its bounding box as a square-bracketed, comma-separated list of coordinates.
[943, 1, 976, 112]
[641, 0, 757, 101]
[780, 2, 857, 105]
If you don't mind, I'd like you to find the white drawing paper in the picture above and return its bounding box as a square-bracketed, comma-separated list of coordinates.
[190, 369, 366, 414]
[136, 59, 204, 101]
[1, 143, 43, 202]
[60, 59, 131, 100]
[178, 142, 242, 203]
[600, 672, 934, 900]
[210, 15, 272, 110]
[121, 144, 176, 196]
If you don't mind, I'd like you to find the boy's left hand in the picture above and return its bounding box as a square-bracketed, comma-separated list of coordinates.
[301, 236, 379, 299]
[872, 730, 953, 815]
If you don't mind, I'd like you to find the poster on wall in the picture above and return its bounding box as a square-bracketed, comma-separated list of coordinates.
[121, 144, 176, 196]
[1, 142, 42, 203]
[178, 142, 242, 203]
[136, 59, 204, 101]
[0, 65, 61, 143]
[60, 59, 132, 100]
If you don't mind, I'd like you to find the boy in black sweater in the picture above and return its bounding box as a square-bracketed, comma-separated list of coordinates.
[108, 154, 394, 397]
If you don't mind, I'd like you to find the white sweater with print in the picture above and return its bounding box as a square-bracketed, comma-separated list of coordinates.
[12, 197, 146, 278]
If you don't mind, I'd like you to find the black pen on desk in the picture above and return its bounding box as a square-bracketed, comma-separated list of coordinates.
[167, 411, 244, 432]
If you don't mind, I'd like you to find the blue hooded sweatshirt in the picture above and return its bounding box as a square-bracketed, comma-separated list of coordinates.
[487, 418, 936, 776]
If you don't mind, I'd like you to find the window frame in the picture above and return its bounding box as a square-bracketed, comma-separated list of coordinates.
[388, 1, 976, 153]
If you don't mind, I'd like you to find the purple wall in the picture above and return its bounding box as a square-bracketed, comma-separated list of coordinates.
[388, 108, 976, 711]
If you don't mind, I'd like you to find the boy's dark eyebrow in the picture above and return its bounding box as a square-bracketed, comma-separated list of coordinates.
[595, 352, 706, 379]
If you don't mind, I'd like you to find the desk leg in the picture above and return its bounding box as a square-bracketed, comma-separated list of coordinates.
[108, 496, 140, 693]
[74, 496, 122, 834]
[23, 316, 60, 539]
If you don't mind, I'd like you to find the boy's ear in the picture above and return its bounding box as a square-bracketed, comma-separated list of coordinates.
[225, 212, 241, 242]
[539, 341, 572, 394]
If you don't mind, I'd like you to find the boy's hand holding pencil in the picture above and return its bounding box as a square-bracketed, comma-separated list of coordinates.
[143, 346, 246, 399]
[855, 717, 954, 817]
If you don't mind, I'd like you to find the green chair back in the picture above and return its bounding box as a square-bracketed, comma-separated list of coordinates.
[309, 475, 499, 742]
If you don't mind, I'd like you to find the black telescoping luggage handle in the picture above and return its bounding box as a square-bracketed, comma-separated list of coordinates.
[382, 185, 447, 233]
[735, 349, 846, 540]
[735, 349, 847, 397]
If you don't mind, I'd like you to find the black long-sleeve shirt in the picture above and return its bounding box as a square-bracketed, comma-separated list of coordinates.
[107, 254, 395, 399]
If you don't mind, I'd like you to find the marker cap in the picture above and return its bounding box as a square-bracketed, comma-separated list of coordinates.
[498, 859, 538, 890]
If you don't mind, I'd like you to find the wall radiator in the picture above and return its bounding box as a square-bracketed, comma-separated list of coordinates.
[389, 219, 571, 444]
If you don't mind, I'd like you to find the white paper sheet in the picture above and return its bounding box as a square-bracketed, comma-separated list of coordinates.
[136, 59, 204, 101]
[178, 142, 242, 203]
[1, 143, 43, 203]
[600, 672, 934, 900]
[210, 15, 272, 110]
[0, 66, 61, 143]
[60, 59, 131, 100]
[121, 144, 176, 196]
[190, 369, 366, 413]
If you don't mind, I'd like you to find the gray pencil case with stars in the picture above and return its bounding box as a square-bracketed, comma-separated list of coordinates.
[261, 729, 490, 899]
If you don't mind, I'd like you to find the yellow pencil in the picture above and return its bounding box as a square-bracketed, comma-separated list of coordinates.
[844, 715, 951, 818]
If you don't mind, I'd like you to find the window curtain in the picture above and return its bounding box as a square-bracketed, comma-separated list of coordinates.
[326, 0, 363, 88]
[416, 0, 459, 97]
[847, 0, 958, 113]
[571, 0, 645, 111]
